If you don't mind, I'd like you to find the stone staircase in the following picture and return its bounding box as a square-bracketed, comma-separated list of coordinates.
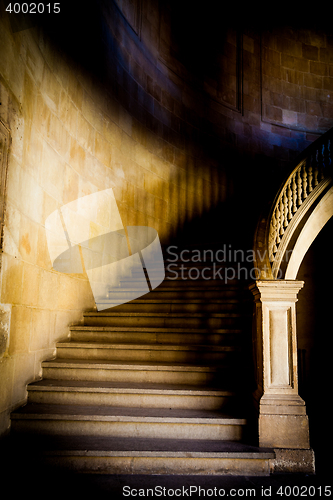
[10, 245, 274, 475]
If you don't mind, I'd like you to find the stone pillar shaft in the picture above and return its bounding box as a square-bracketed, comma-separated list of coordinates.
[250, 280, 310, 450]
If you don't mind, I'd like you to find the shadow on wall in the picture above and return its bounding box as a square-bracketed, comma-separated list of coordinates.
[31, 1, 248, 246]
[11, 0, 330, 248]
[296, 215, 333, 476]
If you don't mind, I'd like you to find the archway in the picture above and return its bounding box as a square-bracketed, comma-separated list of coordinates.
[285, 184, 333, 280]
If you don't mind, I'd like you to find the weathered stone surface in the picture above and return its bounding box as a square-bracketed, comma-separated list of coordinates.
[271, 448, 315, 474]
[0, 304, 11, 357]
[250, 281, 311, 452]
[259, 414, 310, 449]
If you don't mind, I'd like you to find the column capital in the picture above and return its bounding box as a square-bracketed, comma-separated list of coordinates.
[249, 279, 304, 302]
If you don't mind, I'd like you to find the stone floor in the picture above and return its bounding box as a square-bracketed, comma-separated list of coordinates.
[13, 470, 330, 499]
[1, 433, 330, 499]
[72, 471, 330, 498]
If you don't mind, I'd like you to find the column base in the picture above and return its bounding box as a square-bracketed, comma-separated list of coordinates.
[260, 413, 310, 449]
[271, 448, 315, 474]
[259, 394, 310, 449]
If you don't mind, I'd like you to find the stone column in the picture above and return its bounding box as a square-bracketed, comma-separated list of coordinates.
[249, 280, 315, 473]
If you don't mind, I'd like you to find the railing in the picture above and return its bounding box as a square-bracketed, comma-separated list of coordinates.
[253, 128, 333, 279]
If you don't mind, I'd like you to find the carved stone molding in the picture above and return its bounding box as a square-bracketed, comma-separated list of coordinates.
[250, 280, 311, 452]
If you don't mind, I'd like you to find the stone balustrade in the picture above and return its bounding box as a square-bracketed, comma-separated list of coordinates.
[269, 133, 332, 277]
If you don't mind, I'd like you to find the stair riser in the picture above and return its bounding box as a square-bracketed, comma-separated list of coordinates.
[55, 347, 238, 363]
[11, 419, 245, 441]
[41, 366, 225, 386]
[70, 331, 240, 345]
[40, 455, 271, 476]
[83, 317, 242, 328]
[27, 390, 234, 410]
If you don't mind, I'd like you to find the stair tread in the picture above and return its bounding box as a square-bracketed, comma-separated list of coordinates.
[70, 326, 243, 332]
[99, 299, 240, 304]
[83, 312, 243, 317]
[42, 358, 235, 370]
[27, 379, 237, 395]
[102, 286, 244, 292]
[56, 342, 240, 351]
[22, 435, 274, 457]
[12, 403, 246, 423]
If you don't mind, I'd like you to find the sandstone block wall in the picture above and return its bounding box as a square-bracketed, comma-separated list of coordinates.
[0, 1, 332, 435]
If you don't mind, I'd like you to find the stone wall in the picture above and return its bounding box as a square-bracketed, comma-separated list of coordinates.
[262, 27, 333, 133]
[0, 14, 96, 433]
[0, 0, 332, 435]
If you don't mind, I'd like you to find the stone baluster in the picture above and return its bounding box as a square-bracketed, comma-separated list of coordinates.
[292, 173, 297, 214]
[297, 167, 302, 206]
[283, 189, 288, 229]
[302, 163, 308, 201]
[287, 179, 292, 220]
[308, 162, 313, 193]
[268, 216, 273, 256]
[268, 233, 274, 262]
[279, 196, 285, 237]
[270, 211, 278, 256]
[312, 153, 319, 188]
[275, 204, 281, 245]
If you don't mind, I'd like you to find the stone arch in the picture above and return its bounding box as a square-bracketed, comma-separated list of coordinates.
[285, 184, 333, 279]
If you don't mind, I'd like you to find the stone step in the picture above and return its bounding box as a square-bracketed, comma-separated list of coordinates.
[134, 261, 247, 271]
[118, 278, 244, 288]
[11, 435, 274, 475]
[82, 312, 245, 328]
[69, 326, 243, 344]
[104, 286, 245, 301]
[55, 342, 241, 363]
[108, 283, 246, 292]
[11, 404, 247, 440]
[41, 359, 240, 386]
[8, 237, 261, 476]
[122, 270, 247, 282]
[27, 379, 239, 410]
[93, 299, 241, 313]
